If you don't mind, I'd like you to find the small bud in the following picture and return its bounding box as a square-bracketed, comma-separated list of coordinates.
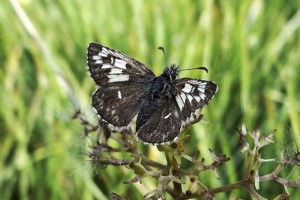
[129, 162, 134, 168]
[241, 124, 247, 135]
[211, 168, 220, 179]
[186, 190, 192, 196]
[241, 143, 249, 153]
[254, 170, 260, 190]
[171, 143, 177, 149]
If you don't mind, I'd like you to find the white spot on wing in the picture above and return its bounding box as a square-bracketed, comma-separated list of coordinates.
[107, 74, 129, 82]
[180, 93, 186, 104]
[102, 64, 111, 69]
[93, 55, 101, 60]
[182, 84, 193, 93]
[194, 96, 201, 102]
[109, 68, 123, 74]
[95, 60, 103, 64]
[198, 87, 205, 93]
[186, 94, 193, 103]
[164, 113, 171, 119]
[115, 59, 127, 69]
[102, 47, 109, 54]
[176, 95, 184, 111]
[199, 82, 207, 87]
[200, 93, 206, 100]
[98, 52, 107, 57]
[118, 91, 122, 99]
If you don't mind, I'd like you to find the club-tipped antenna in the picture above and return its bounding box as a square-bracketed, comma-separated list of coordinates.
[158, 47, 168, 67]
[178, 66, 209, 73]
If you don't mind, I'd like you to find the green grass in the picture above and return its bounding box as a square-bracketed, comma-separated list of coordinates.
[1, 0, 300, 199]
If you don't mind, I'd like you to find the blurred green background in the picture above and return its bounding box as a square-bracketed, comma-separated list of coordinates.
[1, 0, 300, 199]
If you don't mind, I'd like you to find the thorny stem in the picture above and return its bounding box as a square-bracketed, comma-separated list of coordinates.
[137, 155, 165, 169]
[260, 174, 300, 187]
[162, 147, 183, 196]
[171, 153, 182, 196]
[244, 148, 255, 181]
[74, 112, 300, 199]
[96, 158, 133, 166]
[246, 185, 266, 200]
[259, 161, 300, 187]
[208, 180, 247, 193]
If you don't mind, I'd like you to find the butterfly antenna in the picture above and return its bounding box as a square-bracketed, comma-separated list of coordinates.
[178, 66, 209, 73]
[158, 47, 168, 67]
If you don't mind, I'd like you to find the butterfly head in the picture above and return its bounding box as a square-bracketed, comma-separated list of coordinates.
[163, 64, 179, 81]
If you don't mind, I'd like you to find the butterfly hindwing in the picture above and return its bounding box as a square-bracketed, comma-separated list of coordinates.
[92, 84, 145, 131]
[136, 97, 181, 144]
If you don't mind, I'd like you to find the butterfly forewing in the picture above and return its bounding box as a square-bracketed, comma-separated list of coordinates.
[87, 43, 155, 130]
[87, 43, 155, 86]
[136, 78, 217, 144]
[172, 78, 218, 130]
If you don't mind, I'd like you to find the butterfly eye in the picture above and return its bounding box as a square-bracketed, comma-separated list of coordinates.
[171, 68, 179, 81]
[163, 64, 178, 81]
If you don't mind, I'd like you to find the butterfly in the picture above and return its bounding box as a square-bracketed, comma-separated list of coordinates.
[87, 43, 218, 145]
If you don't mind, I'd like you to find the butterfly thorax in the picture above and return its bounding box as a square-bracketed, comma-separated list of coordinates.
[147, 64, 179, 99]
[136, 65, 179, 131]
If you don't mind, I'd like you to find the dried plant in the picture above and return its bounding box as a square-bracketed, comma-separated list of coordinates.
[73, 111, 299, 199]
